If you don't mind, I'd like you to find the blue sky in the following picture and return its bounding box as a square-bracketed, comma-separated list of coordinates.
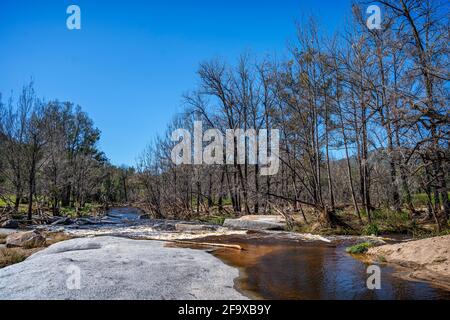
[0, 0, 352, 166]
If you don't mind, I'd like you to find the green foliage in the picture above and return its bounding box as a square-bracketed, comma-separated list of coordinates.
[0, 195, 16, 207]
[361, 209, 416, 235]
[59, 203, 101, 218]
[409, 226, 450, 239]
[219, 198, 233, 206]
[315, 226, 360, 236]
[346, 242, 374, 254]
[199, 215, 234, 226]
[363, 223, 380, 236]
[202, 216, 226, 225]
[412, 192, 450, 207]
[191, 197, 233, 208]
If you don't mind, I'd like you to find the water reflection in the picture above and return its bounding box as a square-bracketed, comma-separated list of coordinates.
[207, 239, 450, 300]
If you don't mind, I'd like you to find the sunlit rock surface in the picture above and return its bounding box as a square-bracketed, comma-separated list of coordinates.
[224, 215, 286, 231]
[0, 236, 247, 300]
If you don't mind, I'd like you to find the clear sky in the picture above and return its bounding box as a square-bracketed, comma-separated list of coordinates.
[0, 0, 352, 166]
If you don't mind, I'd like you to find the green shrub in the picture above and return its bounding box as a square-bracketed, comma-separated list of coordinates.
[412, 192, 450, 207]
[346, 242, 374, 254]
[363, 223, 380, 236]
[207, 216, 226, 225]
[199, 215, 233, 226]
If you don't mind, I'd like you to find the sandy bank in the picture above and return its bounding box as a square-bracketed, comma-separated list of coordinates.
[368, 235, 450, 290]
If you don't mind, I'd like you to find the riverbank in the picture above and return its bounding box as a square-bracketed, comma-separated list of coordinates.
[368, 235, 450, 291]
[1, 208, 450, 300]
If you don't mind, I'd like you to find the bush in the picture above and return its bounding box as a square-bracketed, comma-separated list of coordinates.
[199, 215, 232, 226]
[363, 223, 380, 236]
[412, 192, 450, 207]
[346, 242, 374, 254]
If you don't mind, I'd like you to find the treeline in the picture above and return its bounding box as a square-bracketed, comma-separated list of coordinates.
[1, 1, 448, 230]
[134, 1, 449, 229]
[0, 83, 131, 219]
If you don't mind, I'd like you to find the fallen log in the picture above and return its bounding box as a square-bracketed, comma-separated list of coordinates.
[172, 240, 243, 250]
[139, 237, 243, 250]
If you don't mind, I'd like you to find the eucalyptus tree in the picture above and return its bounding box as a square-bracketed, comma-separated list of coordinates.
[378, 0, 450, 222]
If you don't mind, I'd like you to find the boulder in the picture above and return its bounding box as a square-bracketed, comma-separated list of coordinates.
[223, 215, 286, 231]
[175, 223, 217, 232]
[1, 220, 20, 229]
[6, 230, 46, 248]
[0, 236, 247, 300]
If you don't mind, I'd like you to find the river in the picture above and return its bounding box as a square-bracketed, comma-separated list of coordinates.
[59, 207, 450, 300]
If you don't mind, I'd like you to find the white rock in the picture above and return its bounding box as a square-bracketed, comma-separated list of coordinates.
[224, 215, 286, 231]
[0, 236, 247, 300]
[175, 224, 217, 232]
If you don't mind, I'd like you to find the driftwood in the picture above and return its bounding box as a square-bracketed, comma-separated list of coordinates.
[141, 238, 243, 250]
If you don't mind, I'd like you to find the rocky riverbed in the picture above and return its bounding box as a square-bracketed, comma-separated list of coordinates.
[0, 236, 247, 300]
[1, 207, 450, 300]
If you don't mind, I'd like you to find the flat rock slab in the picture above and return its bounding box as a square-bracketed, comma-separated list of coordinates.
[175, 223, 217, 232]
[0, 228, 19, 236]
[224, 215, 286, 231]
[6, 230, 46, 248]
[0, 236, 247, 300]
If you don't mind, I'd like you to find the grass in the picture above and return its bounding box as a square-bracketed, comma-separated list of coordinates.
[60, 207, 82, 218]
[0, 248, 33, 268]
[412, 192, 450, 207]
[360, 209, 423, 235]
[408, 226, 450, 240]
[0, 231, 73, 268]
[0, 195, 16, 207]
[58, 203, 103, 218]
[346, 242, 374, 254]
[219, 198, 233, 206]
[0, 193, 103, 218]
[294, 208, 416, 237]
[198, 214, 235, 226]
[45, 232, 73, 245]
[362, 223, 380, 236]
[191, 197, 234, 208]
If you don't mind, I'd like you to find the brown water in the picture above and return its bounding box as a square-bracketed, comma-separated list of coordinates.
[71, 208, 450, 300]
[184, 235, 450, 300]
